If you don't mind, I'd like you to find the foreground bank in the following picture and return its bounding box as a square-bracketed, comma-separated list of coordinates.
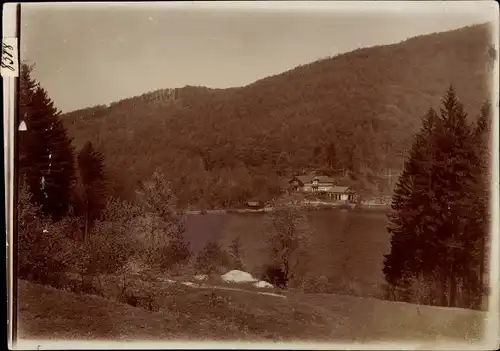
[17, 278, 488, 347]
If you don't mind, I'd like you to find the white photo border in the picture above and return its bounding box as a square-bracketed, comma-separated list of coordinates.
[4, 1, 499, 350]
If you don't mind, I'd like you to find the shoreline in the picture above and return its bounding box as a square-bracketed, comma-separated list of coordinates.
[183, 202, 389, 215]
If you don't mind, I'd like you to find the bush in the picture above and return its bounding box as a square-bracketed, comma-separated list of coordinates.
[84, 234, 135, 276]
[158, 235, 191, 270]
[407, 275, 442, 306]
[228, 237, 246, 271]
[19, 254, 67, 288]
[262, 194, 313, 285]
[117, 280, 139, 307]
[116, 276, 159, 311]
[134, 170, 192, 271]
[195, 241, 230, 275]
[67, 274, 104, 297]
[83, 197, 139, 276]
[301, 275, 331, 293]
[336, 278, 363, 297]
[381, 273, 442, 305]
[255, 264, 288, 289]
[17, 182, 73, 288]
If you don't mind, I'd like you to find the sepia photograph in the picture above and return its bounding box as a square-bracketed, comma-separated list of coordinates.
[4, 1, 499, 349]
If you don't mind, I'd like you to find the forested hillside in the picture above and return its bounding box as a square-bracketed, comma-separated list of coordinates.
[62, 23, 493, 209]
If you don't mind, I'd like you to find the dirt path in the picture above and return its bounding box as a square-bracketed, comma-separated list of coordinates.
[160, 279, 287, 298]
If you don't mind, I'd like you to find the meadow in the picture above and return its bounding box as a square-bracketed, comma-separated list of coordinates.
[17, 277, 486, 344]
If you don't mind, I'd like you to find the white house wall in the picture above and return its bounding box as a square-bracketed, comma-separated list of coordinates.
[303, 184, 334, 192]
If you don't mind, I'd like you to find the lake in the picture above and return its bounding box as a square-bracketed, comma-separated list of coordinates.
[183, 208, 391, 297]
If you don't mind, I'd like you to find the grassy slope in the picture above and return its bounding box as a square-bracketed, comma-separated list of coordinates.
[18, 279, 486, 344]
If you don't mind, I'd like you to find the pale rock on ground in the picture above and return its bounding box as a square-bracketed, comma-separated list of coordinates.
[181, 282, 199, 288]
[194, 274, 208, 281]
[221, 270, 258, 283]
[253, 280, 274, 288]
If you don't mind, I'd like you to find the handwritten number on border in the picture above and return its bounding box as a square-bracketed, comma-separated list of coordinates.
[1, 38, 19, 77]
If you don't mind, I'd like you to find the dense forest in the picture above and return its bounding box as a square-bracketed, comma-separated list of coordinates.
[62, 23, 493, 210]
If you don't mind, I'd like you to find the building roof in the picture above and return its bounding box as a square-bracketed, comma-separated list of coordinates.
[291, 175, 336, 184]
[329, 186, 351, 193]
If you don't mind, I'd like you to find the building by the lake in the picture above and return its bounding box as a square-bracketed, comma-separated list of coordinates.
[245, 199, 266, 209]
[289, 174, 357, 202]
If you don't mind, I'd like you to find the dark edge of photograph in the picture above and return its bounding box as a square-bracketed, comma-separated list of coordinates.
[3, 2, 21, 349]
[12, 3, 21, 349]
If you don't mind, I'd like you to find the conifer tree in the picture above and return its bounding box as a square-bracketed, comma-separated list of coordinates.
[384, 86, 483, 307]
[77, 141, 107, 242]
[429, 86, 478, 307]
[383, 108, 439, 298]
[19, 63, 76, 221]
[19, 64, 38, 181]
[467, 101, 492, 308]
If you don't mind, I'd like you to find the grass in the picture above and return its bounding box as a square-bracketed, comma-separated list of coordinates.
[17, 279, 330, 342]
[17, 278, 487, 345]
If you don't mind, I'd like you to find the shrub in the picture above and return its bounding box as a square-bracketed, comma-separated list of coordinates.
[337, 278, 363, 297]
[71, 274, 104, 296]
[407, 274, 442, 306]
[17, 182, 72, 287]
[116, 276, 159, 311]
[134, 170, 191, 271]
[262, 194, 313, 285]
[258, 264, 288, 289]
[228, 237, 246, 271]
[301, 275, 331, 293]
[84, 197, 139, 276]
[195, 241, 231, 275]
[83, 233, 135, 276]
[382, 282, 407, 302]
[158, 234, 192, 270]
[381, 273, 443, 305]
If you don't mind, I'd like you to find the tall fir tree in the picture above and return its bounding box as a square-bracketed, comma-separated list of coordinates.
[77, 141, 107, 242]
[18, 63, 76, 221]
[467, 101, 492, 309]
[384, 86, 484, 308]
[19, 64, 37, 177]
[429, 86, 479, 307]
[383, 107, 439, 298]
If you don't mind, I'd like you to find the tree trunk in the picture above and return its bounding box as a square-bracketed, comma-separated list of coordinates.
[449, 268, 456, 307]
[479, 235, 485, 309]
[462, 275, 469, 308]
[283, 255, 290, 282]
[83, 194, 91, 244]
[440, 266, 448, 307]
[84, 212, 89, 244]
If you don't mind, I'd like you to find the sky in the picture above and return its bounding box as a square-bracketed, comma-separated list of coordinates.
[21, 1, 496, 113]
